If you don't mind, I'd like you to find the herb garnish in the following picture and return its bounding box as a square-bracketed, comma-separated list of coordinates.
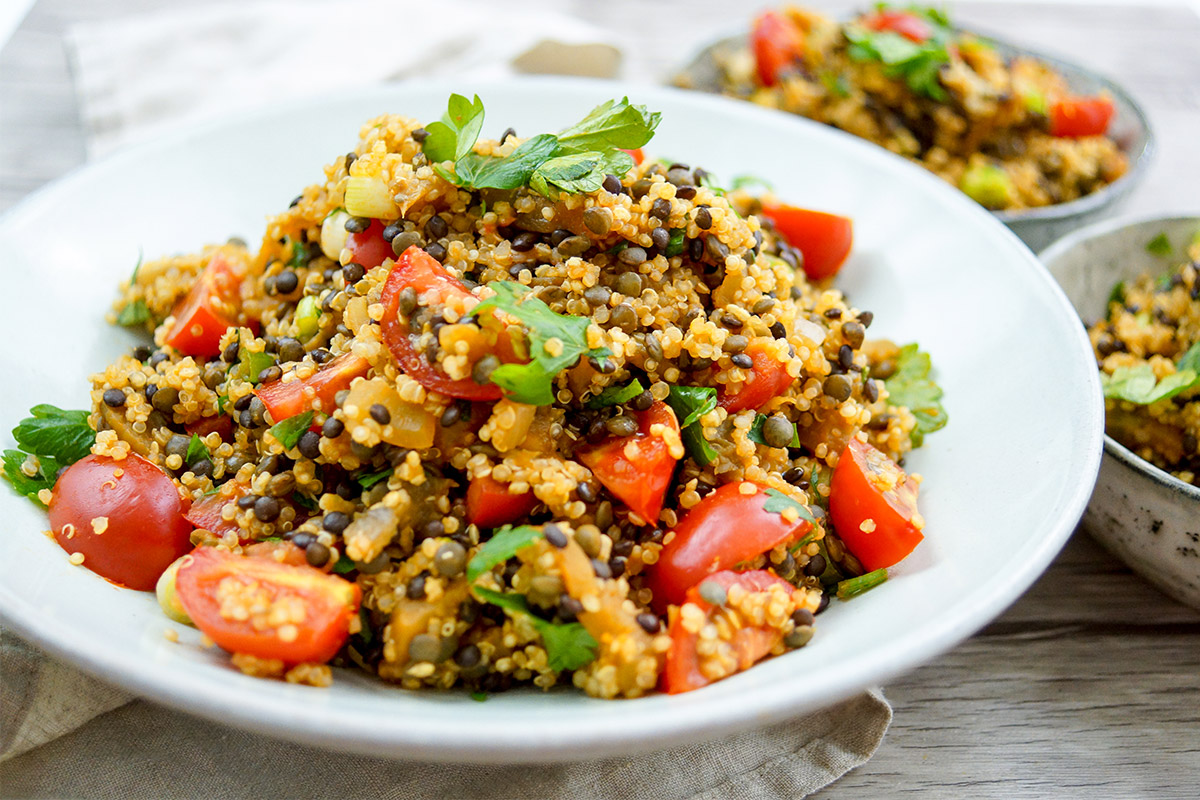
[747, 413, 802, 448]
[843, 6, 955, 101]
[665, 385, 718, 466]
[472, 587, 598, 671]
[423, 95, 660, 199]
[268, 411, 314, 450]
[883, 343, 947, 447]
[586, 379, 644, 409]
[762, 488, 818, 526]
[1, 405, 96, 504]
[836, 568, 888, 599]
[1146, 232, 1173, 257]
[184, 434, 209, 465]
[468, 282, 611, 405]
[356, 468, 392, 490]
[234, 337, 275, 386]
[465, 524, 544, 581]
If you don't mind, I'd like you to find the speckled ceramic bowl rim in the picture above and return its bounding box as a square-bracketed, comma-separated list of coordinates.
[1040, 212, 1200, 500]
[675, 26, 1154, 226]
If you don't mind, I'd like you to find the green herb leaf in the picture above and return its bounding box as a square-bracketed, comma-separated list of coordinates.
[1101, 364, 1200, 405]
[665, 385, 718, 466]
[291, 491, 318, 511]
[1106, 280, 1126, 317]
[1146, 232, 1173, 257]
[818, 71, 852, 98]
[236, 344, 276, 386]
[747, 413, 802, 448]
[423, 93, 486, 163]
[472, 587, 598, 671]
[1177, 343, 1200, 374]
[586, 379, 644, 409]
[466, 525, 544, 581]
[469, 282, 610, 405]
[332, 553, 356, 574]
[555, 97, 661, 152]
[268, 411, 314, 450]
[116, 299, 150, 327]
[13, 405, 96, 465]
[354, 607, 373, 645]
[530, 150, 633, 197]
[1, 449, 61, 504]
[883, 343, 948, 447]
[665, 228, 686, 257]
[470, 690, 488, 702]
[185, 434, 209, 465]
[455, 133, 560, 190]
[844, 23, 951, 101]
[836, 568, 888, 600]
[762, 488, 817, 526]
[356, 468, 392, 490]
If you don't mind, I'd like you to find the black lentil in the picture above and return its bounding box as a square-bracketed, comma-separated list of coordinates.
[694, 207, 712, 230]
[253, 496, 281, 522]
[305, 541, 331, 568]
[102, 388, 126, 408]
[323, 511, 351, 534]
[543, 523, 568, 548]
[297, 431, 321, 460]
[731, 353, 754, 369]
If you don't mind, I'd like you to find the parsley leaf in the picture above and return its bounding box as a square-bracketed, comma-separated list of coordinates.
[466, 525, 543, 581]
[883, 343, 948, 447]
[291, 491, 318, 511]
[472, 587, 598, 671]
[1106, 280, 1126, 317]
[13, 405, 96, 465]
[1146, 232, 1173, 257]
[665, 228, 686, 257]
[1177, 342, 1200, 373]
[530, 150, 634, 197]
[423, 93, 486, 163]
[1, 449, 61, 504]
[116, 299, 150, 327]
[332, 553, 356, 574]
[268, 411, 314, 450]
[1101, 364, 1200, 405]
[455, 133, 559, 190]
[356, 468, 392, 490]
[185, 434, 209, 465]
[556, 97, 662, 152]
[665, 385, 718, 466]
[586, 379, 644, 409]
[762, 488, 817, 526]
[843, 21, 951, 101]
[468, 282, 611, 405]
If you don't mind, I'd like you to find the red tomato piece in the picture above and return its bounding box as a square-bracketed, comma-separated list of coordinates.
[176, 547, 361, 664]
[751, 10, 806, 87]
[718, 341, 795, 413]
[860, 9, 933, 43]
[186, 413, 233, 442]
[1049, 95, 1115, 138]
[760, 203, 854, 281]
[646, 481, 811, 612]
[48, 454, 193, 591]
[164, 252, 249, 358]
[576, 401, 680, 524]
[254, 352, 371, 422]
[662, 570, 795, 694]
[379, 246, 504, 401]
[345, 218, 395, 269]
[829, 438, 924, 571]
[184, 483, 249, 538]
[466, 474, 539, 530]
[620, 148, 645, 166]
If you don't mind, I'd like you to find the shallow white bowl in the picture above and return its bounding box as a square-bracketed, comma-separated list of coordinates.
[1042, 214, 1200, 609]
[0, 78, 1102, 762]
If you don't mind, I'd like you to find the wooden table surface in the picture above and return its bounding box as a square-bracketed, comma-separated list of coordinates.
[2, 1, 1199, 796]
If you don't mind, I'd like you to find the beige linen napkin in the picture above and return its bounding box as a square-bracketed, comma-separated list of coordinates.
[0, 1, 892, 794]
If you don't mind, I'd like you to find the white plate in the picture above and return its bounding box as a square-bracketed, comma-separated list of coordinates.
[0, 78, 1102, 762]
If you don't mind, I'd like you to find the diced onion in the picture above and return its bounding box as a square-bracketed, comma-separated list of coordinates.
[320, 209, 351, 260]
[344, 176, 397, 220]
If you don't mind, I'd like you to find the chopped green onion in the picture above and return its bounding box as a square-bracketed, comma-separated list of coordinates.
[295, 295, 321, 340]
[836, 568, 888, 600]
[344, 175, 395, 219]
[959, 163, 1013, 209]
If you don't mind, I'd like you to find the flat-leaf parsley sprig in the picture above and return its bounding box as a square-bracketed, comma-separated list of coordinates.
[422, 95, 661, 198]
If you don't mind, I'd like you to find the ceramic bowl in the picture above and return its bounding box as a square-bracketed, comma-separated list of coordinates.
[1042, 214, 1200, 609]
[674, 31, 1153, 253]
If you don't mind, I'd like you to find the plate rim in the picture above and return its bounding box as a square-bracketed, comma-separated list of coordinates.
[0, 76, 1104, 762]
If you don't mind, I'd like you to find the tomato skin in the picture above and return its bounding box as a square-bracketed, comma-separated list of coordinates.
[175, 547, 361, 664]
[1049, 96, 1115, 138]
[829, 438, 924, 570]
[860, 9, 932, 43]
[662, 570, 794, 694]
[186, 413, 233, 442]
[466, 474, 538, 530]
[48, 454, 193, 591]
[184, 483, 249, 538]
[345, 219, 395, 269]
[760, 203, 854, 281]
[752, 10, 806, 87]
[379, 246, 503, 401]
[620, 148, 645, 166]
[164, 252, 249, 357]
[576, 401, 680, 524]
[647, 482, 811, 612]
[718, 341, 794, 413]
[254, 352, 371, 421]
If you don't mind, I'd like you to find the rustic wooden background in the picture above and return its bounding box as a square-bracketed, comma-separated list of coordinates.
[2, 1, 1199, 796]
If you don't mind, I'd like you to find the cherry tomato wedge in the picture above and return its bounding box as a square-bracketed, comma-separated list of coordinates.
[380, 246, 503, 401]
[829, 438, 924, 571]
[466, 474, 539, 530]
[345, 218, 395, 269]
[186, 413, 233, 442]
[662, 570, 795, 694]
[176, 547, 361, 664]
[717, 341, 794, 413]
[860, 9, 932, 43]
[751, 10, 806, 87]
[48, 454, 193, 591]
[576, 401, 680, 524]
[760, 203, 854, 281]
[1049, 95, 1115, 138]
[164, 252, 249, 357]
[254, 352, 371, 421]
[647, 481, 811, 612]
[184, 483, 250, 538]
